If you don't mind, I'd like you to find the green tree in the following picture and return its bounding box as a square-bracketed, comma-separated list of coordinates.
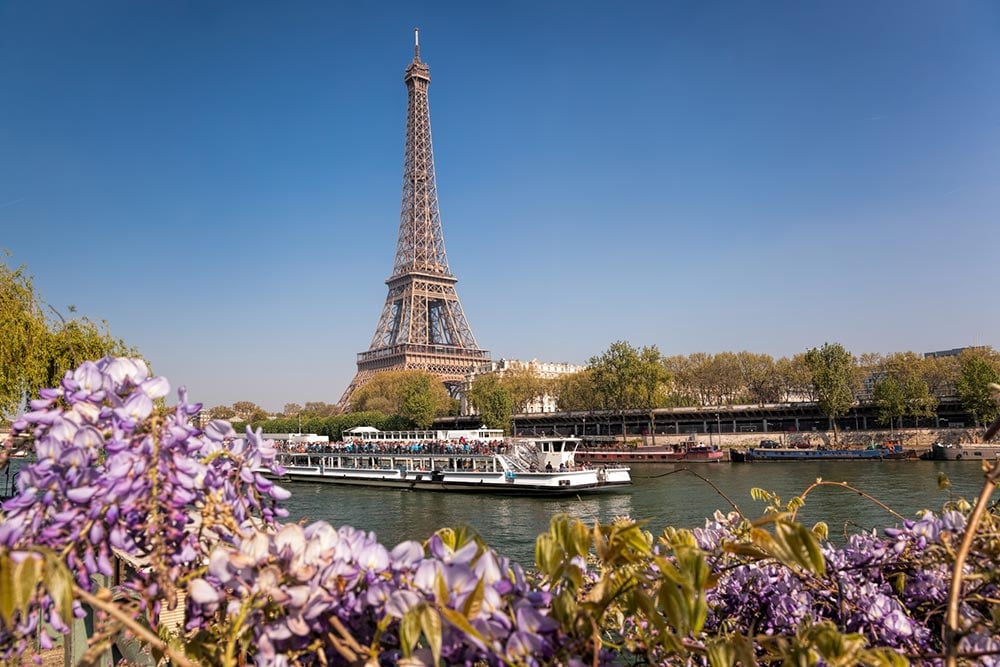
[0, 260, 53, 416]
[736, 351, 783, 405]
[1, 254, 135, 418]
[589, 341, 643, 411]
[956, 348, 1000, 427]
[634, 345, 670, 409]
[804, 342, 857, 442]
[872, 376, 906, 429]
[207, 405, 236, 420]
[302, 401, 340, 417]
[921, 354, 960, 402]
[501, 365, 547, 413]
[553, 369, 599, 411]
[398, 373, 441, 429]
[231, 400, 268, 423]
[349, 370, 450, 426]
[589, 341, 669, 436]
[282, 403, 303, 418]
[779, 353, 817, 402]
[884, 352, 937, 426]
[467, 373, 515, 432]
[662, 355, 697, 406]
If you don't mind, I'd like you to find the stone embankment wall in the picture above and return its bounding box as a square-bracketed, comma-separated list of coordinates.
[627, 427, 985, 452]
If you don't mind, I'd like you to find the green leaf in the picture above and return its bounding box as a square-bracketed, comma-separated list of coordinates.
[43, 553, 75, 625]
[0, 555, 16, 625]
[535, 534, 561, 579]
[812, 521, 830, 541]
[434, 572, 450, 607]
[434, 527, 457, 551]
[705, 637, 735, 667]
[461, 576, 484, 620]
[419, 606, 442, 666]
[13, 555, 41, 615]
[439, 606, 489, 647]
[399, 608, 421, 656]
[937, 472, 951, 490]
[866, 647, 910, 666]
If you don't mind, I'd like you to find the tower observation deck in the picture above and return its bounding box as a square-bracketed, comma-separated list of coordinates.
[339, 30, 490, 406]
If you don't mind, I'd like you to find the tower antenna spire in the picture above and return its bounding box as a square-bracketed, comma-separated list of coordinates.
[414, 27, 420, 60]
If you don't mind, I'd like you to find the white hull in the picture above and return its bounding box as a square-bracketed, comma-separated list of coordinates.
[268, 464, 631, 495]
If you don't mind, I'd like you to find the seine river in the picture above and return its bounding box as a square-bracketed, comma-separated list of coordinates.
[282, 460, 990, 565]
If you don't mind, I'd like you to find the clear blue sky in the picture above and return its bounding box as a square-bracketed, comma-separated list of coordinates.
[2, 1, 998, 412]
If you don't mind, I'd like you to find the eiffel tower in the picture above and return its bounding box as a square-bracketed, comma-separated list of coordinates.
[340, 30, 490, 407]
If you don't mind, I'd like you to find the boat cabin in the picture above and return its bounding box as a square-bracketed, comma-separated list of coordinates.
[523, 437, 581, 471]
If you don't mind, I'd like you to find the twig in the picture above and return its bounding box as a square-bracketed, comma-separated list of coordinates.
[73, 584, 199, 667]
[677, 467, 745, 520]
[791, 480, 905, 522]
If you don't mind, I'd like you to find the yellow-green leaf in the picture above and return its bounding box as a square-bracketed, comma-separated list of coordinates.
[419, 606, 442, 666]
[14, 555, 41, 614]
[43, 554, 74, 625]
[462, 576, 484, 620]
[399, 608, 421, 655]
[0, 555, 16, 624]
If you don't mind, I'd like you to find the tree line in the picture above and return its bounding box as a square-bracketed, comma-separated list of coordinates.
[240, 343, 1000, 439]
[466, 341, 1000, 434]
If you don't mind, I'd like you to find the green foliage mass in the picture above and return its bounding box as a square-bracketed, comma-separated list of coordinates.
[0, 254, 136, 418]
[466, 373, 515, 431]
[956, 347, 1000, 426]
[348, 370, 453, 428]
[588, 341, 670, 411]
[804, 342, 857, 439]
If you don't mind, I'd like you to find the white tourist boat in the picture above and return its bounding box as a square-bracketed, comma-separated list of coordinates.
[264, 431, 631, 495]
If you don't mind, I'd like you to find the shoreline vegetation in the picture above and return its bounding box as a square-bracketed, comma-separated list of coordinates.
[2, 359, 1000, 665]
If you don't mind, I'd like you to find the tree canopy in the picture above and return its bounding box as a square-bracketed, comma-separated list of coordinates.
[588, 341, 670, 412]
[956, 348, 1000, 427]
[0, 254, 135, 418]
[466, 373, 515, 432]
[349, 370, 452, 429]
[870, 352, 938, 429]
[804, 343, 857, 441]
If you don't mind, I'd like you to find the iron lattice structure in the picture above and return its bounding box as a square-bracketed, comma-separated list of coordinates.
[340, 31, 489, 406]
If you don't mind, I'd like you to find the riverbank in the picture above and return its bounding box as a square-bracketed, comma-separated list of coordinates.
[619, 426, 987, 459]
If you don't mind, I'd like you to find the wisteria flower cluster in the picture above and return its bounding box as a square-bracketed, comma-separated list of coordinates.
[184, 522, 570, 666]
[677, 505, 996, 663]
[0, 357, 289, 658]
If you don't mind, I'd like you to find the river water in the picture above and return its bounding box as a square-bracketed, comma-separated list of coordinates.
[281, 460, 990, 565]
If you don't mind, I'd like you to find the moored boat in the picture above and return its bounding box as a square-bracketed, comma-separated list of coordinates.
[925, 442, 1000, 461]
[577, 443, 723, 464]
[263, 434, 631, 495]
[732, 444, 917, 462]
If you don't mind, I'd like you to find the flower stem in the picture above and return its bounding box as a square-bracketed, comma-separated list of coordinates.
[73, 584, 198, 667]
